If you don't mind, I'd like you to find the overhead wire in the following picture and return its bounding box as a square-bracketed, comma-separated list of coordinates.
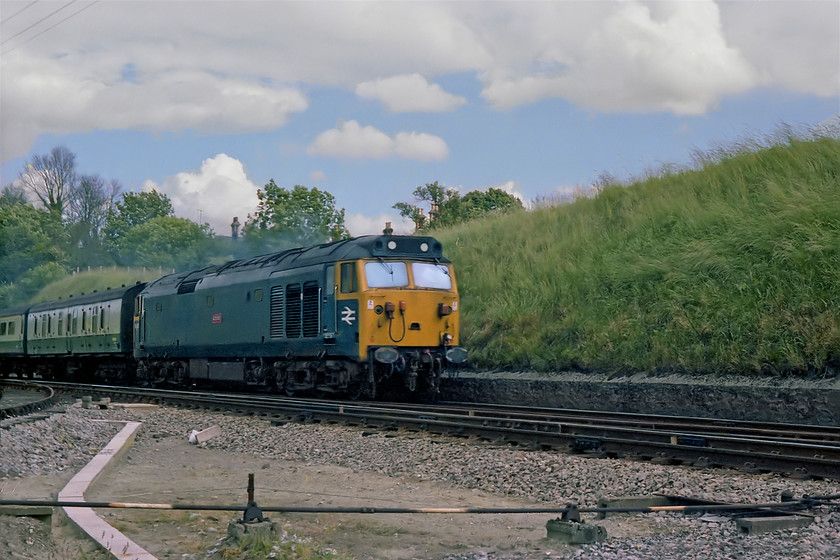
[0, 0, 41, 26]
[0, 0, 79, 46]
[1, 0, 99, 56]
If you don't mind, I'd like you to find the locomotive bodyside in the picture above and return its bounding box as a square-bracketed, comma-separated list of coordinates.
[134, 234, 466, 398]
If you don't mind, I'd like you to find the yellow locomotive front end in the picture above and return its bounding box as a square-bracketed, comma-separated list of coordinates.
[334, 237, 467, 398]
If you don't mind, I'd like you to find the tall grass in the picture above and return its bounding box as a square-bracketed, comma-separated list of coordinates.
[440, 137, 840, 376]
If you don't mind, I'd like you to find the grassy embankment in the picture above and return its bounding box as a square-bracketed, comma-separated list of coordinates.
[27, 138, 839, 377]
[32, 267, 163, 302]
[437, 137, 840, 376]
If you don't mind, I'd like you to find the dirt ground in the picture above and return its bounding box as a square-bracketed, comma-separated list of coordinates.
[0, 424, 665, 560]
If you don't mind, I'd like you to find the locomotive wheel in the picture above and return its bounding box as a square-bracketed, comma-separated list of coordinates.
[347, 378, 375, 400]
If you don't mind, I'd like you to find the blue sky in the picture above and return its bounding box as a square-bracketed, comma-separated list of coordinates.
[1, 1, 838, 236]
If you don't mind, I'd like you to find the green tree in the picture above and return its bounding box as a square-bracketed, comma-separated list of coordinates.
[461, 188, 523, 219]
[0, 202, 68, 306]
[0, 203, 66, 284]
[118, 216, 212, 270]
[104, 190, 174, 261]
[394, 181, 522, 231]
[244, 181, 350, 252]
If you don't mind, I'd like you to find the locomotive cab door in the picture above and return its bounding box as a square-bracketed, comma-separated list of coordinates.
[322, 265, 336, 344]
[133, 295, 146, 349]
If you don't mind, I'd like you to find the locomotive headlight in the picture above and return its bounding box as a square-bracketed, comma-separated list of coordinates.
[438, 303, 452, 317]
[441, 332, 453, 345]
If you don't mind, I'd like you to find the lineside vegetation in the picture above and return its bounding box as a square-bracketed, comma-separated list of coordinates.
[437, 137, 840, 377]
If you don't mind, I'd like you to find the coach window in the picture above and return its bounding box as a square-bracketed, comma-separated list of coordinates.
[58, 314, 64, 335]
[9, 320, 15, 335]
[0, 323, 6, 336]
[72, 310, 78, 334]
[340, 262, 357, 293]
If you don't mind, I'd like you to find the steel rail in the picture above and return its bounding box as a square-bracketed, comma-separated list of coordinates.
[0, 497, 822, 516]
[0, 381, 57, 420]
[21, 380, 840, 480]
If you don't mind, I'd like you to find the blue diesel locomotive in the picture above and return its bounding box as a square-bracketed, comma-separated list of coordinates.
[0, 235, 467, 399]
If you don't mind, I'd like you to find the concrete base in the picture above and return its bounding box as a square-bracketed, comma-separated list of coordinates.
[736, 516, 813, 535]
[227, 519, 279, 542]
[545, 518, 607, 544]
[0, 505, 53, 520]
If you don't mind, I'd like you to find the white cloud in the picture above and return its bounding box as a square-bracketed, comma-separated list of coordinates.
[309, 170, 327, 183]
[479, 1, 756, 114]
[143, 154, 260, 236]
[307, 121, 449, 161]
[1, 51, 308, 158]
[345, 213, 415, 237]
[1, 1, 836, 160]
[718, 1, 839, 97]
[355, 73, 466, 112]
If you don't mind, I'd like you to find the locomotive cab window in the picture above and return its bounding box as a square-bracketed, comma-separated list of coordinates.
[411, 262, 452, 290]
[365, 261, 408, 288]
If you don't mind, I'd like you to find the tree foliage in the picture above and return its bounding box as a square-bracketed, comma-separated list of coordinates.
[103, 190, 175, 261]
[118, 216, 212, 270]
[244, 181, 350, 252]
[0, 203, 66, 284]
[0, 202, 68, 306]
[394, 181, 523, 231]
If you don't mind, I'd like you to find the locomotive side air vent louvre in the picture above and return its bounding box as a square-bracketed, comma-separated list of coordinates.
[285, 283, 302, 338]
[302, 281, 320, 338]
[269, 286, 284, 338]
[177, 279, 199, 294]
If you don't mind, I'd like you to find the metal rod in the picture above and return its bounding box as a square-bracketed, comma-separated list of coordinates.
[247, 473, 255, 503]
[0, 499, 811, 515]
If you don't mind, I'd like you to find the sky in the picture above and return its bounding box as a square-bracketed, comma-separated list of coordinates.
[1, 0, 838, 237]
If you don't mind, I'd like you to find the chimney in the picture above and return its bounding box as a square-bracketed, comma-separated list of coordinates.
[231, 217, 240, 240]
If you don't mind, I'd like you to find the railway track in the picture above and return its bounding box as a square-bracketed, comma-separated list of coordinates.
[10, 380, 840, 480]
[0, 381, 59, 420]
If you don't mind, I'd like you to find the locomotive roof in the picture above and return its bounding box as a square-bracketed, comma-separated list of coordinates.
[144, 235, 449, 294]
